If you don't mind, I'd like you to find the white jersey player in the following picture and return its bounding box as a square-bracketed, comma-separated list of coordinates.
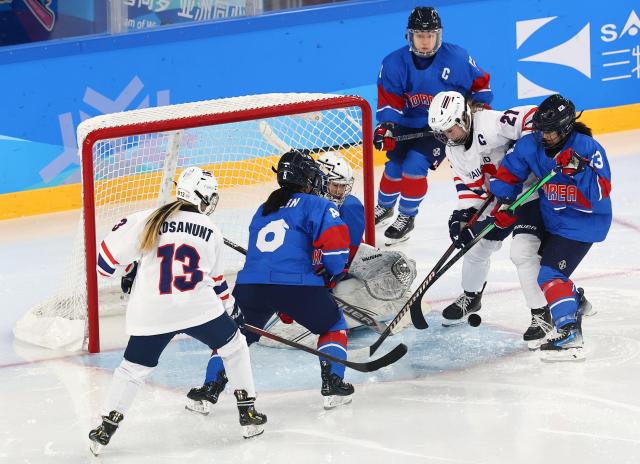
[88, 167, 266, 455]
[429, 91, 551, 344]
[258, 152, 424, 350]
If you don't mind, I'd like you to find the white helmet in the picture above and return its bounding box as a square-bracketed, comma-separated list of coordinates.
[428, 91, 472, 146]
[176, 166, 219, 215]
[316, 152, 354, 206]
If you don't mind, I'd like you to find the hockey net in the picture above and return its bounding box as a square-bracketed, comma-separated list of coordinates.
[13, 93, 374, 353]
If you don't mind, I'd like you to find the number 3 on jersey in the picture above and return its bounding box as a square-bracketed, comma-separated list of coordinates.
[256, 219, 289, 252]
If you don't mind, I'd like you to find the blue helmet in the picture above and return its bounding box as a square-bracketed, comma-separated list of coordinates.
[276, 150, 324, 194]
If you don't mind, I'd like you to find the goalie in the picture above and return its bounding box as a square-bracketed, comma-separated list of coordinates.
[259, 152, 422, 349]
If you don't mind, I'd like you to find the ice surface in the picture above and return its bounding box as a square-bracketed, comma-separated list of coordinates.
[0, 130, 638, 463]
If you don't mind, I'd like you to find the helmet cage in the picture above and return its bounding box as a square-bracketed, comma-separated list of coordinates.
[407, 29, 442, 58]
[316, 153, 354, 206]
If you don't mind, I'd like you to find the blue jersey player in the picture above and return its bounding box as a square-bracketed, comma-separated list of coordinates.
[186, 150, 355, 411]
[373, 6, 493, 244]
[487, 94, 612, 362]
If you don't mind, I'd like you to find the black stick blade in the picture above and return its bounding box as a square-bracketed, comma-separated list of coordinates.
[348, 343, 407, 372]
[409, 298, 429, 329]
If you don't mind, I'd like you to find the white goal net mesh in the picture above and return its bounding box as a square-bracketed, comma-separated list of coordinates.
[13, 93, 372, 352]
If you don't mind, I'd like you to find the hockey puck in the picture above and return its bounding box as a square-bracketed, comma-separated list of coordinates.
[468, 314, 481, 327]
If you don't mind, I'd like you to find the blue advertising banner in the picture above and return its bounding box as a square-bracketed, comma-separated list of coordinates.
[0, 0, 638, 200]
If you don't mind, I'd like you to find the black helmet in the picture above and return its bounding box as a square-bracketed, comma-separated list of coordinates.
[408, 6, 442, 30]
[532, 94, 577, 149]
[276, 150, 324, 194]
[407, 7, 442, 58]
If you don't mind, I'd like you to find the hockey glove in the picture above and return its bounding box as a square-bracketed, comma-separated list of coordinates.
[229, 302, 244, 327]
[454, 226, 477, 249]
[448, 207, 478, 245]
[324, 269, 348, 289]
[555, 148, 587, 176]
[277, 312, 294, 324]
[120, 261, 138, 294]
[373, 122, 396, 151]
[490, 202, 518, 229]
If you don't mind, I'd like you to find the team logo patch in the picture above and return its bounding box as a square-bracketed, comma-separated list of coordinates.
[558, 260, 567, 271]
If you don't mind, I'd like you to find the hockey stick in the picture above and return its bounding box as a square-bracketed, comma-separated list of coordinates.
[242, 323, 407, 372]
[393, 130, 434, 143]
[223, 237, 248, 256]
[366, 170, 557, 356]
[409, 194, 495, 328]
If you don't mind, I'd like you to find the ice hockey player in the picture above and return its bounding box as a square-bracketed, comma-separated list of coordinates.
[428, 91, 553, 345]
[88, 167, 266, 455]
[488, 94, 612, 361]
[187, 150, 355, 411]
[260, 152, 420, 348]
[373, 6, 493, 245]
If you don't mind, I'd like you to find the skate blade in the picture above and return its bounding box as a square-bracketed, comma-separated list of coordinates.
[384, 235, 411, 247]
[89, 441, 104, 456]
[540, 347, 585, 363]
[442, 319, 467, 327]
[242, 425, 265, 439]
[185, 399, 210, 416]
[323, 395, 353, 410]
[579, 301, 597, 317]
[526, 338, 545, 350]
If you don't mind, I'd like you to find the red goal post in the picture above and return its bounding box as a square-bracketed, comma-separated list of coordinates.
[14, 93, 375, 353]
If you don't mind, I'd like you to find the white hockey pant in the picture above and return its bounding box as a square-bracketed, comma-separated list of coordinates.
[217, 330, 256, 398]
[510, 233, 547, 309]
[461, 239, 502, 292]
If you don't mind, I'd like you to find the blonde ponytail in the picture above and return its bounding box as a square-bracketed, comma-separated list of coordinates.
[139, 200, 188, 252]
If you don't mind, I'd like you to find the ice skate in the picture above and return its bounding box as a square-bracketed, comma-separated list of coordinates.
[235, 389, 267, 439]
[88, 410, 124, 456]
[523, 306, 553, 350]
[374, 205, 394, 228]
[320, 360, 354, 409]
[442, 283, 485, 327]
[577, 287, 595, 317]
[185, 371, 228, 415]
[540, 322, 585, 362]
[384, 214, 415, 246]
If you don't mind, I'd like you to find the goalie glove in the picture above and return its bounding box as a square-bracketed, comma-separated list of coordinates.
[120, 261, 138, 294]
[554, 148, 587, 176]
[373, 122, 396, 151]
